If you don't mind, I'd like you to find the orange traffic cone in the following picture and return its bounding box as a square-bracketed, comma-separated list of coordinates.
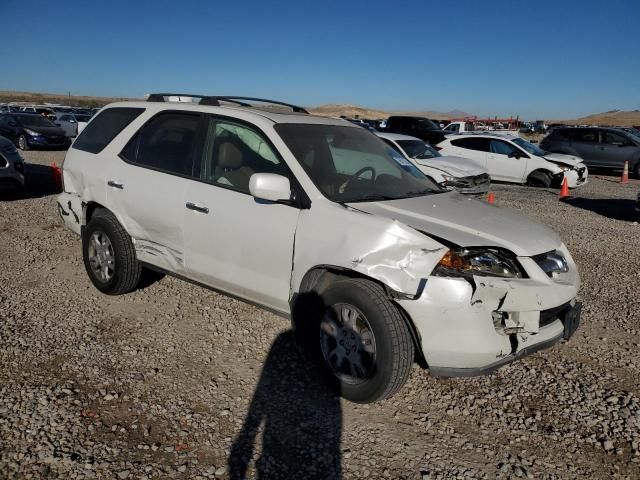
[559, 176, 569, 200]
[487, 192, 495, 204]
[621, 160, 629, 184]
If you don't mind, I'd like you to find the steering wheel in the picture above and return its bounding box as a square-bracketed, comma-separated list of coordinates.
[339, 166, 376, 193]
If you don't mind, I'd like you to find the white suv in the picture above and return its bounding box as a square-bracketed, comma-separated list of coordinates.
[58, 95, 582, 403]
[438, 133, 588, 188]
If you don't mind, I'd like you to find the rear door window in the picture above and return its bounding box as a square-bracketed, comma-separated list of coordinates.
[121, 111, 201, 177]
[451, 137, 491, 152]
[73, 107, 144, 154]
[575, 129, 598, 143]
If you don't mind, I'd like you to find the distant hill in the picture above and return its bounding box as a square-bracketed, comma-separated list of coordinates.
[562, 109, 640, 127]
[2, 91, 637, 126]
[0, 90, 133, 108]
[445, 109, 473, 118]
[309, 103, 457, 120]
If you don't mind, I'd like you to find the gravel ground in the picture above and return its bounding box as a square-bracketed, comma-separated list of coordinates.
[1, 150, 639, 479]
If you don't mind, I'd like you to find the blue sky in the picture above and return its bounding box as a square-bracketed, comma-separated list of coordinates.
[1, 0, 638, 118]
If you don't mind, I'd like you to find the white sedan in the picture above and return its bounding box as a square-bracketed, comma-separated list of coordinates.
[437, 133, 588, 188]
[377, 132, 491, 194]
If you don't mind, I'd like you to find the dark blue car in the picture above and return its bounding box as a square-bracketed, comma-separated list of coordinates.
[0, 113, 70, 151]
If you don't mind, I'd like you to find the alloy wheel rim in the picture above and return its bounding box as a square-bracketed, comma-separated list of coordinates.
[87, 231, 115, 282]
[320, 303, 376, 384]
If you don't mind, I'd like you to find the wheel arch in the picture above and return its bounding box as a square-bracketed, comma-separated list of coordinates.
[291, 265, 427, 367]
[527, 168, 555, 181]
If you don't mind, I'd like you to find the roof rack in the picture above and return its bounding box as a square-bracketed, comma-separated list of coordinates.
[146, 93, 308, 113]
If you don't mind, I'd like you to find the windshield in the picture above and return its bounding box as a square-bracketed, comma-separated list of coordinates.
[275, 124, 441, 203]
[512, 137, 547, 156]
[396, 140, 441, 159]
[413, 118, 439, 131]
[16, 114, 56, 128]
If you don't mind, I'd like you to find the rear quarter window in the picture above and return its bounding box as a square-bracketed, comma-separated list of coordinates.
[73, 107, 144, 154]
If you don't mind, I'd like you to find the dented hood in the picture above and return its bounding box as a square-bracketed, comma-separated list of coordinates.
[543, 153, 584, 168]
[348, 192, 561, 256]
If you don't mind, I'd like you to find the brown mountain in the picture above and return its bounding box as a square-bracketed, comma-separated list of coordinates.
[308, 104, 457, 120]
[561, 110, 640, 127]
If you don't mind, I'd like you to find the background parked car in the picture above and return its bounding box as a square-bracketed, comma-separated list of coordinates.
[540, 127, 640, 177]
[0, 113, 70, 150]
[377, 132, 491, 194]
[51, 112, 91, 137]
[384, 116, 447, 146]
[0, 135, 25, 192]
[438, 133, 588, 188]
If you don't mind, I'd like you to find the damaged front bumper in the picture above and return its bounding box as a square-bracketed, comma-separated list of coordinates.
[396, 264, 580, 376]
[556, 166, 588, 188]
[443, 173, 491, 195]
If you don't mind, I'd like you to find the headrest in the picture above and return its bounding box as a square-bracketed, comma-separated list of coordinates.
[218, 142, 243, 169]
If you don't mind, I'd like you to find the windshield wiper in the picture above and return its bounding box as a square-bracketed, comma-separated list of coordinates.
[402, 189, 436, 198]
[347, 193, 399, 203]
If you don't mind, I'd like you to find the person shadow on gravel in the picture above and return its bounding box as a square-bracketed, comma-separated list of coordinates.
[228, 330, 343, 479]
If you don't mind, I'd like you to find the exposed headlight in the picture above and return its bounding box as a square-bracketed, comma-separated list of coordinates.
[441, 174, 456, 182]
[433, 248, 524, 278]
[24, 128, 41, 136]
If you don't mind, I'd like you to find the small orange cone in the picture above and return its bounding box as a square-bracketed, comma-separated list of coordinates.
[559, 176, 569, 200]
[487, 192, 495, 204]
[621, 160, 629, 184]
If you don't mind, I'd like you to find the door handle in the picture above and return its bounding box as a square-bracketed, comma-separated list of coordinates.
[186, 202, 209, 214]
[107, 180, 124, 189]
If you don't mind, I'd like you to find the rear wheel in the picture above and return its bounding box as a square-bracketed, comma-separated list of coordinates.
[18, 135, 30, 151]
[294, 278, 414, 403]
[82, 210, 141, 295]
[527, 170, 552, 188]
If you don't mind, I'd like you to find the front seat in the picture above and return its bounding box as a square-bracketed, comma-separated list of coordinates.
[214, 141, 254, 191]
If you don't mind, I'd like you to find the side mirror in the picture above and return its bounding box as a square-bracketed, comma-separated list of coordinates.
[249, 173, 291, 203]
[508, 151, 521, 159]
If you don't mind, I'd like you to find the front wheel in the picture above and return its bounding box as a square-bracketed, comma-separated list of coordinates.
[18, 135, 30, 151]
[294, 278, 415, 403]
[82, 210, 141, 295]
[527, 170, 552, 188]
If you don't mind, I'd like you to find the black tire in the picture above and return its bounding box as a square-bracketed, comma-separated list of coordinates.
[293, 278, 414, 403]
[18, 135, 30, 151]
[633, 161, 640, 179]
[527, 170, 552, 188]
[82, 209, 141, 295]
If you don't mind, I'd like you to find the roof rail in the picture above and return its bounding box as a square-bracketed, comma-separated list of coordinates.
[146, 93, 308, 113]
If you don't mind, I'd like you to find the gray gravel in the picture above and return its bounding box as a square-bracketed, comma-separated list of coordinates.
[1, 150, 639, 479]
